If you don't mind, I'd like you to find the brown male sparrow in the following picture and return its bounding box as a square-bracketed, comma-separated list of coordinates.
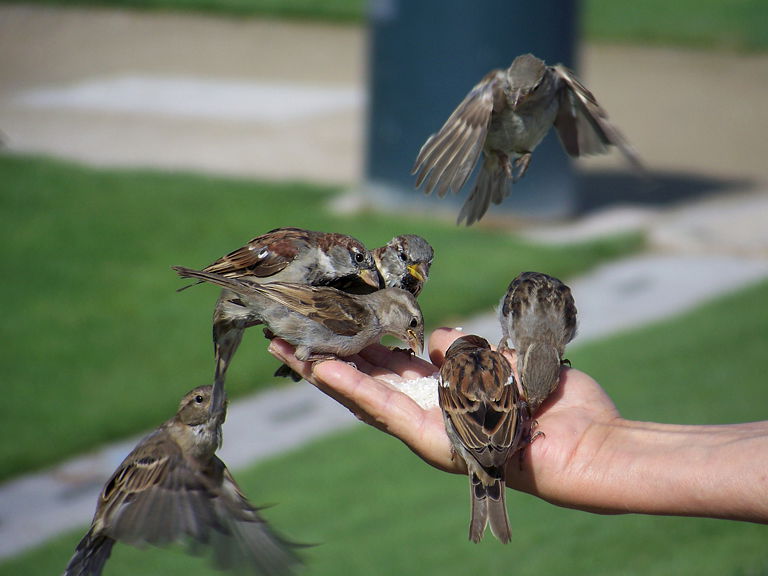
[180, 227, 380, 406]
[331, 234, 434, 298]
[438, 335, 526, 543]
[173, 267, 424, 363]
[498, 271, 577, 412]
[413, 53, 643, 225]
[63, 385, 301, 576]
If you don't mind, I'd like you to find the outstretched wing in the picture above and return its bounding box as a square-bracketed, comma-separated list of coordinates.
[552, 65, 643, 171]
[413, 70, 504, 197]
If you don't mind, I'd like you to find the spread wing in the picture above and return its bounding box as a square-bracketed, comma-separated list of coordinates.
[552, 65, 643, 171]
[97, 431, 221, 546]
[412, 70, 504, 197]
[253, 283, 371, 337]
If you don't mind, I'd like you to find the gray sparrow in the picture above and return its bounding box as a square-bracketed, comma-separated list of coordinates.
[413, 53, 643, 225]
[180, 227, 380, 405]
[173, 267, 424, 363]
[498, 271, 577, 412]
[438, 335, 526, 543]
[63, 385, 301, 576]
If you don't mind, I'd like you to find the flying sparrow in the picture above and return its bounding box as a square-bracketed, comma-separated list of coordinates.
[438, 335, 526, 543]
[498, 271, 577, 412]
[179, 227, 380, 405]
[173, 267, 424, 363]
[331, 234, 434, 297]
[63, 385, 301, 576]
[413, 53, 643, 225]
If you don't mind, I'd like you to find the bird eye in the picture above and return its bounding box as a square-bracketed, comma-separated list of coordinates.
[398, 251, 407, 261]
[354, 252, 365, 263]
[195, 395, 204, 403]
[409, 318, 419, 328]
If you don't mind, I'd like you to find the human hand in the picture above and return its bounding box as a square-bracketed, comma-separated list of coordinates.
[268, 327, 623, 509]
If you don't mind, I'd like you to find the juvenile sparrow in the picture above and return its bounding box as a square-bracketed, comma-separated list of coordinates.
[413, 53, 643, 225]
[373, 234, 434, 296]
[63, 385, 301, 576]
[438, 335, 526, 544]
[498, 271, 577, 412]
[173, 267, 424, 363]
[180, 227, 380, 405]
[332, 234, 434, 297]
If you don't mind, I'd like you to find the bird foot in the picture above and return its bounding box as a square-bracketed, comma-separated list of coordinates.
[512, 153, 532, 182]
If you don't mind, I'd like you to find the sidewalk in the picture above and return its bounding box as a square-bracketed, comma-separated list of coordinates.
[1, 4, 768, 561]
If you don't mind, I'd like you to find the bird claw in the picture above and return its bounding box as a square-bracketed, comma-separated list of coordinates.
[390, 346, 415, 359]
[512, 153, 532, 182]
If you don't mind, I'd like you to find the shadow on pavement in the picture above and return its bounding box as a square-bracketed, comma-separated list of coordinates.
[576, 169, 755, 214]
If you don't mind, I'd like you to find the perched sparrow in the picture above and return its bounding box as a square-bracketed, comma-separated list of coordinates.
[413, 53, 643, 225]
[438, 335, 526, 543]
[63, 385, 301, 576]
[173, 267, 424, 362]
[332, 234, 434, 297]
[180, 227, 380, 404]
[373, 234, 434, 296]
[498, 271, 577, 412]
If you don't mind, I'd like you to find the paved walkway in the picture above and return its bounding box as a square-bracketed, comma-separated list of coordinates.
[1, 4, 768, 561]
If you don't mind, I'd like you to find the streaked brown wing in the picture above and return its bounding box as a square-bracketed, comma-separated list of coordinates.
[254, 283, 370, 336]
[413, 70, 502, 197]
[98, 431, 221, 546]
[439, 344, 518, 457]
[552, 65, 643, 171]
[203, 227, 314, 279]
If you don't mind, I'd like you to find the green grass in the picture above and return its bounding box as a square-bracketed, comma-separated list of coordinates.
[584, 0, 768, 52]
[5, 279, 768, 574]
[4, 0, 768, 51]
[0, 153, 640, 481]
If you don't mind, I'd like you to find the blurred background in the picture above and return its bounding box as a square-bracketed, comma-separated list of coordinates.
[1, 1, 767, 574]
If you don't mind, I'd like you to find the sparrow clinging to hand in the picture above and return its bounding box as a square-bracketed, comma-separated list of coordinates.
[413, 53, 643, 225]
[498, 271, 577, 413]
[438, 335, 526, 544]
[173, 267, 424, 363]
[64, 385, 302, 576]
[179, 227, 380, 405]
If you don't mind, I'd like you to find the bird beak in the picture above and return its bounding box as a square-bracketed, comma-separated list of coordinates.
[512, 89, 527, 108]
[406, 328, 424, 356]
[358, 268, 381, 289]
[406, 263, 427, 283]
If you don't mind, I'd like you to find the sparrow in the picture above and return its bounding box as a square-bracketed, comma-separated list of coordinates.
[412, 53, 643, 225]
[179, 227, 380, 407]
[173, 266, 424, 363]
[63, 385, 301, 576]
[331, 234, 434, 297]
[373, 234, 434, 297]
[498, 271, 577, 412]
[438, 335, 526, 543]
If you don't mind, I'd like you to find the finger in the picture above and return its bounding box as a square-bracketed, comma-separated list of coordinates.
[268, 338, 315, 382]
[427, 327, 467, 367]
[357, 344, 438, 378]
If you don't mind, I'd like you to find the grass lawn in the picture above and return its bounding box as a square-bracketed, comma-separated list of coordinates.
[0, 153, 641, 481]
[4, 278, 768, 575]
[3, 0, 767, 51]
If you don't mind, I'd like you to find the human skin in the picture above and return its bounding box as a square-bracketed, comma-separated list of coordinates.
[268, 327, 768, 524]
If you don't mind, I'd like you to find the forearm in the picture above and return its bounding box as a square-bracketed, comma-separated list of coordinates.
[530, 418, 768, 522]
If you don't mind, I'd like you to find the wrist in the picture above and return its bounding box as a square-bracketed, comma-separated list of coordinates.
[535, 418, 768, 522]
